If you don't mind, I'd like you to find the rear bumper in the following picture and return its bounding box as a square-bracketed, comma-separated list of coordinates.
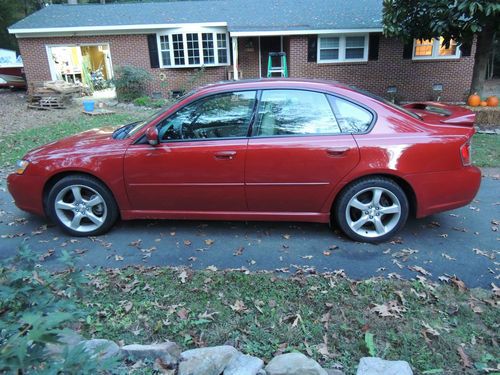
[406, 166, 481, 218]
[7, 173, 46, 216]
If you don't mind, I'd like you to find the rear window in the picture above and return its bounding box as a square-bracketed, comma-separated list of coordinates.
[328, 96, 373, 134]
[349, 86, 422, 120]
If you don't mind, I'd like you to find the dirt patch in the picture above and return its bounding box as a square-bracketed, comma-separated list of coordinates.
[0, 89, 145, 137]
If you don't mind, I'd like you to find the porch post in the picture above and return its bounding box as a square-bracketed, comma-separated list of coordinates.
[232, 36, 239, 80]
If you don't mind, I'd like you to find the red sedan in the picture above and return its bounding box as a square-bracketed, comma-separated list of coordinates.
[7, 79, 481, 242]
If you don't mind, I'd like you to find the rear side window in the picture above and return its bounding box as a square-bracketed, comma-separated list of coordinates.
[255, 90, 341, 136]
[329, 96, 373, 133]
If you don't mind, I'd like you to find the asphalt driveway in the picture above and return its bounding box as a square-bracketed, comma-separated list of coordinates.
[0, 175, 498, 288]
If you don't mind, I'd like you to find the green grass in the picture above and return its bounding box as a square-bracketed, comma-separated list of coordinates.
[0, 113, 144, 167]
[78, 268, 499, 374]
[473, 133, 500, 168]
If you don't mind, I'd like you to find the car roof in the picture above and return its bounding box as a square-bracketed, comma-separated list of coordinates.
[194, 78, 352, 95]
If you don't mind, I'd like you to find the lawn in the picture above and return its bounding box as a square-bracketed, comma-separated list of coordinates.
[0, 112, 144, 168]
[78, 266, 499, 374]
[473, 133, 500, 168]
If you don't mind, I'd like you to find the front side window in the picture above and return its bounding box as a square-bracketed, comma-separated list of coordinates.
[158, 30, 230, 68]
[318, 34, 368, 63]
[255, 90, 341, 136]
[413, 37, 460, 59]
[158, 91, 257, 141]
[329, 96, 373, 133]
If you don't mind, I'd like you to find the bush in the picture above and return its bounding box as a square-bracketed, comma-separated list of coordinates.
[133, 95, 168, 108]
[113, 65, 152, 102]
[0, 246, 118, 374]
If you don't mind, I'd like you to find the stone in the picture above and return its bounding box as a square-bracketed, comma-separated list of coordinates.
[81, 339, 121, 360]
[356, 357, 413, 375]
[325, 369, 345, 375]
[179, 345, 239, 375]
[121, 341, 181, 365]
[224, 353, 264, 375]
[265, 352, 328, 375]
[45, 330, 84, 356]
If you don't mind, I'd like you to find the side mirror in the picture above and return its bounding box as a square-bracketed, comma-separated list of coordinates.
[146, 127, 159, 146]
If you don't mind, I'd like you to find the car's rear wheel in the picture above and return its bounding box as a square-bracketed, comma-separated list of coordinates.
[334, 177, 408, 243]
[47, 175, 118, 236]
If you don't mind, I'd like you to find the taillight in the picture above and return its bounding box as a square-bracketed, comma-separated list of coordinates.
[460, 141, 471, 166]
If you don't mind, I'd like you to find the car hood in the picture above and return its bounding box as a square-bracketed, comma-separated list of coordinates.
[24, 127, 123, 161]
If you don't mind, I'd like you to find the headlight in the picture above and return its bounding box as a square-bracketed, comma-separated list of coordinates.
[15, 160, 30, 175]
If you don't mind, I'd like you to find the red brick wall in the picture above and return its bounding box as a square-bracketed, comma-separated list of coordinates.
[288, 36, 476, 102]
[17, 34, 231, 96]
[17, 34, 475, 102]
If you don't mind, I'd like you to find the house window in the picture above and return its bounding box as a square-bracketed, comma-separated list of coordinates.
[159, 35, 171, 66]
[202, 33, 215, 64]
[158, 29, 230, 68]
[217, 33, 228, 64]
[413, 37, 460, 59]
[318, 34, 368, 63]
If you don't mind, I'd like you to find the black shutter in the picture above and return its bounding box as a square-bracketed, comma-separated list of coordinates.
[147, 34, 160, 68]
[460, 40, 472, 57]
[307, 36, 317, 62]
[402, 41, 413, 59]
[368, 33, 380, 60]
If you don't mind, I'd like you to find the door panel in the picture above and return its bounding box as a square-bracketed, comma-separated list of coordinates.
[245, 135, 359, 212]
[124, 140, 248, 211]
[245, 89, 360, 213]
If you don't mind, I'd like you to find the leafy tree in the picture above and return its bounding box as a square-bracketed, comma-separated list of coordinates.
[383, 0, 500, 94]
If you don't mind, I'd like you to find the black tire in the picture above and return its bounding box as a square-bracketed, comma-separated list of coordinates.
[47, 175, 119, 237]
[333, 177, 409, 243]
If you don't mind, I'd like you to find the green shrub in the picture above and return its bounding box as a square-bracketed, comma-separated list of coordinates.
[0, 246, 118, 374]
[133, 95, 168, 108]
[113, 65, 152, 102]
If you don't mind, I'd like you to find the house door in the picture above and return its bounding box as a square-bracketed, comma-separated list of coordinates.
[260, 36, 282, 77]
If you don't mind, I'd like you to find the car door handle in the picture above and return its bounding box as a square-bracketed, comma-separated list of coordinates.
[325, 147, 351, 157]
[214, 151, 237, 160]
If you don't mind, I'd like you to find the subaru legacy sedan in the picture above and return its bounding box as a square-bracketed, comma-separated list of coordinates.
[8, 79, 481, 242]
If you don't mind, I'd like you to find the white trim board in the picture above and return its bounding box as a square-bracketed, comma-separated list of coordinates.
[230, 28, 383, 37]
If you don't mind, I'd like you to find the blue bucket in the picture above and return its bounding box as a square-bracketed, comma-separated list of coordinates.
[83, 100, 95, 112]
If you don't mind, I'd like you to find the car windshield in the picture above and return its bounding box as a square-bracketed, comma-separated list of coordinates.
[113, 91, 195, 139]
[349, 86, 422, 120]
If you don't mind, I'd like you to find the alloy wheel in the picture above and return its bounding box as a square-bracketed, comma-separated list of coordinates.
[345, 186, 401, 239]
[54, 184, 108, 233]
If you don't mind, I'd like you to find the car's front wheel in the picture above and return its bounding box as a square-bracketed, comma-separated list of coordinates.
[47, 175, 118, 236]
[334, 177, 409, 243]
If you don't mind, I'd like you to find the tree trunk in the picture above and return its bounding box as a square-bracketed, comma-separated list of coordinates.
[470, 27, 494, 94]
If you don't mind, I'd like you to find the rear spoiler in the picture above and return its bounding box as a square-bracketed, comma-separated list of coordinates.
[403, 102, 475, 127]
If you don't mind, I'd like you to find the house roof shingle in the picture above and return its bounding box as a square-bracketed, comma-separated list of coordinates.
[9, 0, 383, 34]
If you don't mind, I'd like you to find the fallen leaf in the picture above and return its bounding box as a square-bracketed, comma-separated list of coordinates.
[282, 234, 291, 240]
[38, 249, 55, 261]
[177, 308, 189, 320]
[450, 276, 467, 292]
[129, 239, 142, 248]
[370, 300, 406, 318]
[230, 300, 248, 313]
[114, 255, 124, 261]
[323, 251, 331, 256]
[441, 253, 456, 261]
[204, 239, 215, 246]
[233, 247, 244, 256]
[301, 255, 313, 260]
[457, 346, 472, 368]
[123, 301, 133, 314]
[206, 265, 218, 272]
[408, 265, 432, 276]
[183, 240, 192, 246]
[178, 270, 188, 283]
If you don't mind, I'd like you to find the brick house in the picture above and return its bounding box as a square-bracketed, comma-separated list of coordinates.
[8, 0, 475, 102]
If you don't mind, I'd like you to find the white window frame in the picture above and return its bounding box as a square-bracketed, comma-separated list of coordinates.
[157, 27, 230, 68]
[412, 38, 461, 60]
[317, 33, 368, 63]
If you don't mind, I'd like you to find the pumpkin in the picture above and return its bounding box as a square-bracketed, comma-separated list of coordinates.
[480, 101, 488, 107]
[467, 92, 481, 107]
[486, 96, 499, 107]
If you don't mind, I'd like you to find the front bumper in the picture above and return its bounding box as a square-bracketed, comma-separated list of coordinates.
[406, 166, 482, 218]
[7, 173, 46, 217]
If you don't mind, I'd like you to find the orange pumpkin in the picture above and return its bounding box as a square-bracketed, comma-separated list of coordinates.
[467, 92, 481, 107]
[480, 101, 488, 107]
[486, 96, 499, 107]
